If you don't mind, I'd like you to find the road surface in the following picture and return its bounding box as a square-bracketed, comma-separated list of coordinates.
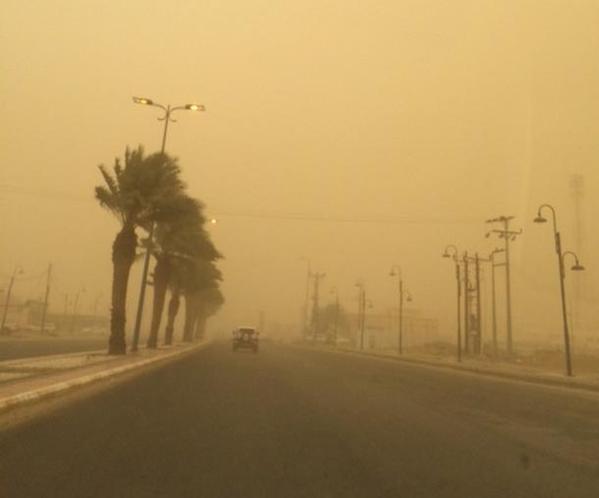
[1, 342, 598, 497]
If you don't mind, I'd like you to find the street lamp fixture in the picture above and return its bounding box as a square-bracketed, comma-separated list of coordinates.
[133, 96, 153, 105]
[563, 251, 585, 271]
[185, 104, 205, 111]
[442, 244, 458, 260]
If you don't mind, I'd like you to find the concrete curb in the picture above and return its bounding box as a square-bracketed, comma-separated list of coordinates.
[0, 342, 209, 414]
[306, 345, 599, 394]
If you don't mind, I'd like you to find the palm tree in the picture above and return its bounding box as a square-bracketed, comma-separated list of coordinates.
[194, 287, 225, 340]
[181, 260, 223, 342]
[146, 195, 221, 348]
[94, 146, 185, 354]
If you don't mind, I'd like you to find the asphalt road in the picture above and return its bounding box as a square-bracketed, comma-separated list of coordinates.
[0, 337, 107, 361]
[1, 342, 599, 498]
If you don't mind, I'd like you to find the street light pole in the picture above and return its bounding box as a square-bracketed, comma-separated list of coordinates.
[534, 204, 585, 377]
[389, 266, 405, 355]
[355, 282, 365, 349]
[1, 266, 23, 333]
[130, 97, 205, 352]
[442, 246, 461, 362]
[300, 258, 312, 337]
[311, 272, 325, 341]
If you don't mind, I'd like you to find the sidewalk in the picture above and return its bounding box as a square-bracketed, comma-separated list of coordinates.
[313, 345, 599, 393]
[0, 342, 208, 414]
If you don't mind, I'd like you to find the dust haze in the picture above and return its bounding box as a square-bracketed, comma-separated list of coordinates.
[1, 1, 598, 355]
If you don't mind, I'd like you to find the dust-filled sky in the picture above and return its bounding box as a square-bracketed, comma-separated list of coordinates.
[1, 1, 598, 345]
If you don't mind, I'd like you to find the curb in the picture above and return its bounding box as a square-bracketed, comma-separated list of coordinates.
[305, 345, 599, 394]
[0, 342, 209, 414]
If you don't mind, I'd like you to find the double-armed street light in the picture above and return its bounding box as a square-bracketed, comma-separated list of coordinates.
[534, 204, 585, 377]
[1, 266, 23, 333]
[389, 265, 412, 355]
[130, 96, 205, 352]
[442, 246, 462, 362]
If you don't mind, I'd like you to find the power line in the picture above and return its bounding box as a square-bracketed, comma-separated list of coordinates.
[211, 211, 480, 225]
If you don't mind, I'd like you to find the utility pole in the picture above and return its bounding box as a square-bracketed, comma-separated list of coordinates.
[311, 272, 325, 340]
[355, 282, 365, 349]
[334, 292, 339, 345]
[489, 248, 505, 357]
[486, 216, 522, 355]
[442, 245, 462, 362]
[40, 264, 52, 334]
[463, 253, 470, 354]
[302, 260, 311, 337]
[1, 266, 23, 333]
[456, 259, 462, 361]
[475, 254, 482, 355]
[360, 288, 366, 349]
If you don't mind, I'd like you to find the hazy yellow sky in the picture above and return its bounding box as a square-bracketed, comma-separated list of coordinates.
[1, 1, 598, 341]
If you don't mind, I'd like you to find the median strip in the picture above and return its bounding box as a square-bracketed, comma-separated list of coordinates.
[0, 342, 209, 414]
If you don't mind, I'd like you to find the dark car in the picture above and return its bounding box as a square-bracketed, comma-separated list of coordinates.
[232, 327, 259, 353]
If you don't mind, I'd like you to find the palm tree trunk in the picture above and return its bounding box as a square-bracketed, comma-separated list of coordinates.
[164, 289, 180, 345]
[147, 257, 170, 348]
[183, 293, 199, 342]
[109, 225, 137, 355]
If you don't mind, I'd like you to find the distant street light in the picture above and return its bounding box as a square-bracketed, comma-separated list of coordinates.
[534, 204, 585, 376]
[355, 281, 366, 349]
[389, 265, 412, 355]
[1, 266, 23, 333]
[442, 246, 462, 362]
[130, 96, 205, 352]
[299, 258, 311, 337]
